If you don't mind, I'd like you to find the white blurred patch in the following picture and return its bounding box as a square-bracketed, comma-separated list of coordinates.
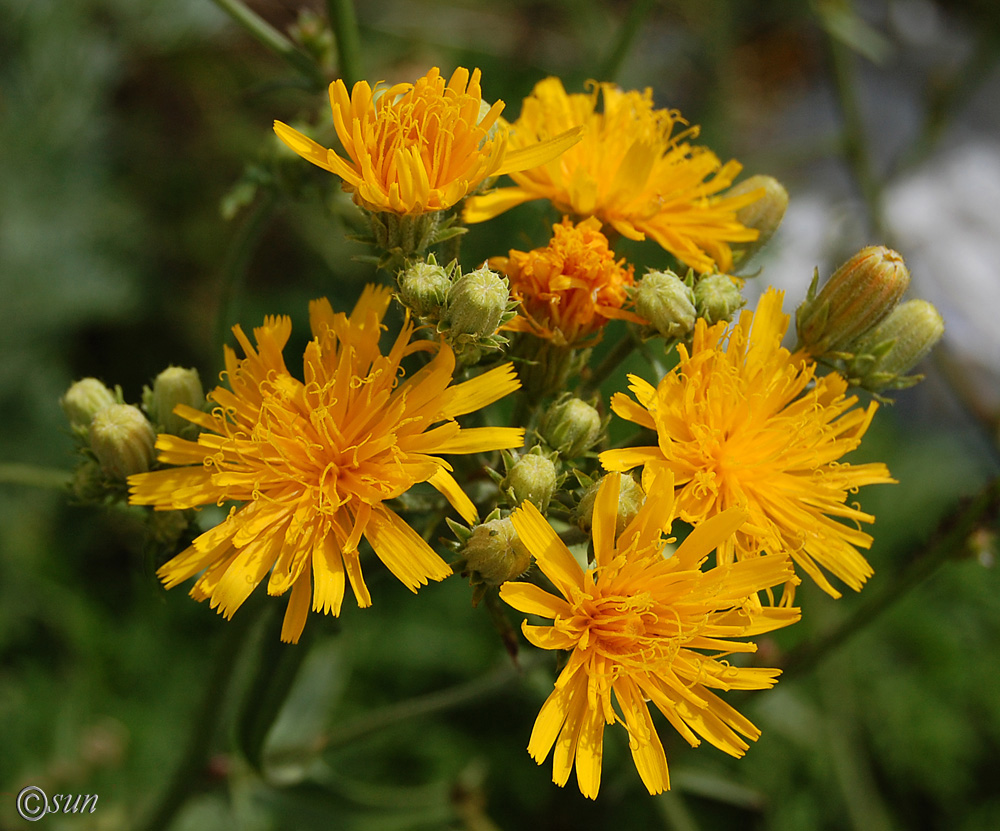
[886, 141, 1000, 413]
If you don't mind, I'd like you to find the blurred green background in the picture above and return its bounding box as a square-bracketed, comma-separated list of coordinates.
[3, 0, 1000, 829]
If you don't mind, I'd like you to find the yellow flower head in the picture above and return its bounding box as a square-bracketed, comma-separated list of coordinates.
[274, 67, 581, 215]
[501, 473, 799, 799]
[490, 216, 644, 347]
[129, 286, 524, 642]
[601, 289, 896, 598]
[464, 78, 762, 274]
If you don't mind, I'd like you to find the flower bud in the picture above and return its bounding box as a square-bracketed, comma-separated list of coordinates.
[694, 273, 744, 325]
[729, 175, 789, 263]
[61, 378, 116, 431]
[71, 459, 106, 502]
[461, 516, 532, 585]
[576, 472, 645, 535]
[796, 245, 910, 356]
[89, 404, 156, 481]
[445, 265, 510, 337]
[847, 299, 944, 391]
[503, 453, 558, 513]
[634, 270, 696, 339]
[397, 259, 452, 316]
[539, 396, 602, 458]
[145, 366, 204, 435]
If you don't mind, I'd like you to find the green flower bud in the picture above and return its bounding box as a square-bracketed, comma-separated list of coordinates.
[796, 245, 910, 356]
[503, 453, 558, 513]
[695, 273, 745, 325]
[539, 396, 602, 458]
[445, 265, 510, 337]
[847, 299, 944, 391]
[729, 175, 789, 264]
[145, 366, 204, 436]
[634, 270, 696, 339]
[461, 516, 532, 585]
[71, 459, 106, 502]
[576, 473, 645, 536]
[89, 404, 156, 481]
[397, 259, 452, 316]
[61, 378, 116, 431]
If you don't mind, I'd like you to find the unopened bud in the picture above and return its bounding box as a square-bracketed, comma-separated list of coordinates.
[503, 453, 558, 513]
[848, 299, 944, 391]
[796, 245, 910, 356]
[695, 273, 744, 325]
[398, 259, 452, 316]
[89, 404, 156, 481]
[729, 175, 789, 263]
[61, 378, 116, 431]
[445, 266, 509, 337]
[634, 270, 696, 339]
[145, 367, 204, 435]
[539, 396, 602, 458]
[71, 459, 106, 502]
[576, 473, 645, 535]
[461, 517, 532, 585]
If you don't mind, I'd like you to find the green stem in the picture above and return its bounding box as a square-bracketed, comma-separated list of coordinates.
[656, 787, 701, 831]
[318, 655, 541, 751]
[136, 611, 257, 831]
[894, 32, 1000, 175]
[325, 0, 363, 87]
[211, 0, 325, 89]
[824, 15, 888, 240]
[600, 0, 657, 82]
[579, 329, 639, 398]
[0, 463, 72, 489]
[214, 189, 279, 355]
[781, 476, 1000, 680]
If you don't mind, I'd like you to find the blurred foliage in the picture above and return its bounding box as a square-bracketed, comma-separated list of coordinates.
[2, 0, 1000, 829]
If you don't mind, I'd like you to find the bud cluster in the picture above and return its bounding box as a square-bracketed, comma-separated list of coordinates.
[60, 366, 205, 504]
[795, 246, 944, 393]
[397, 257, 518, 365]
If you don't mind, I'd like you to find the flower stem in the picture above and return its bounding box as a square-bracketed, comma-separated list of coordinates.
[823, 15, 888, 240]
[326, 0, 363, 87]
[211, 0, 325, 89]
[318, 655, 542, 752]
[0, 463, 71, 489]
[781, 476, 1000, 680]
[136, 610, 258, 831]
[600, 0, 657, 83]
[579, 329, 638, 398]
[214, 189, 279, 354]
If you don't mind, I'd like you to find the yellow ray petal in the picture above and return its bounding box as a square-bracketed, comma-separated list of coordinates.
[509, 501, 583, 596]
[496, 127, 583, 176]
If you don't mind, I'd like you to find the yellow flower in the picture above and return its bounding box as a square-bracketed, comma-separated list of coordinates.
[501, 473, 799, 798]
[129, 286, 524, 642]
[490, 216, 644, 347]
[464, 78, 762, 274]
[274, 67, 581, 215]
[601, 289, 896, 598]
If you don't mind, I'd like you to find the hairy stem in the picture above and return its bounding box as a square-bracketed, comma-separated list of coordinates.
[781, 476, 1000, 680]
[0, 463, 72, 489]
[600, 0, 657, 82]
[211, 0, 325, 89]
[580, 329, 639, 398]
[824, 16, 888, 240]
[326, 0, 363, 87]
[214, 189, 279, 355]
[136, 610, 257, 831]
